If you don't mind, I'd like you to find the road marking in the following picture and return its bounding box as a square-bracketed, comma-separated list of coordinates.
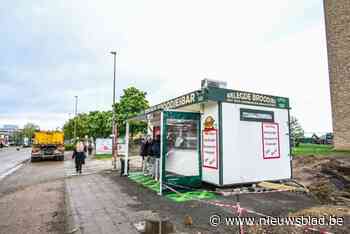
[0, 163, 24, 181]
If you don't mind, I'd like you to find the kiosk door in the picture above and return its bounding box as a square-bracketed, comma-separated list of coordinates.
[161, 111, 201, 189]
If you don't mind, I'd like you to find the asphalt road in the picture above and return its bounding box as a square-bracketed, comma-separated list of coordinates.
[0, 151, 66, 234]
[0, 151, 116, 234]
[0, 147, 31, 179]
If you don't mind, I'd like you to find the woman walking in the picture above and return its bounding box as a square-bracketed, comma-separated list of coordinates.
[72, 141, 86, 174]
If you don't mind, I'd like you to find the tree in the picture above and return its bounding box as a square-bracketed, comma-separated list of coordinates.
[63, 111, 113, 141]
[290, 116, 304, 146]
[114, 87, 149, 137]
[23, 123, 40, 139]
[63, 86, 149, 141]
[63, 119, 74, 140]
[86, 111, 112, 139]
[63, 113, 89, 141]
[12, 130, 24, 146]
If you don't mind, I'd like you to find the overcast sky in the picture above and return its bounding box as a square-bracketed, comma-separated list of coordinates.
[0, 0, 332, 133]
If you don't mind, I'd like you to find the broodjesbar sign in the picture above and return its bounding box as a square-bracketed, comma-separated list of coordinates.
[145, 91, 200, 114]
[226, 91, 289, 108]
[142, 87, 289, 117]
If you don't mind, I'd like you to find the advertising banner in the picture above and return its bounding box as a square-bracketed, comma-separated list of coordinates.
[95, 138, 112, 155]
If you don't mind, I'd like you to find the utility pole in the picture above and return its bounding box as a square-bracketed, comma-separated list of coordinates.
[110, 51, 118, 169]
[74, 96, 78, 142]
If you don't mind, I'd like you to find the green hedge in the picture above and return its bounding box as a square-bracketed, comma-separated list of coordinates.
[65, 144, 75, 151]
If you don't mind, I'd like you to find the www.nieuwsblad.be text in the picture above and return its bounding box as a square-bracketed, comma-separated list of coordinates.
[209, 214, 344, 227]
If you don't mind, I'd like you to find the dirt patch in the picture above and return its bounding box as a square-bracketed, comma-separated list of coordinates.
[293, 155, 350, 205]
[244, 205, 350, 234]
[245, 225, 303, 234]
[289, 205, 350, 234]
[291, 205, 350, 217]
[288, 155, 350, 233]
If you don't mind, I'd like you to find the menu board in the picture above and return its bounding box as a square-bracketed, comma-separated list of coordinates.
[262, 123, 280, 159]
[202, 129, 218, 169]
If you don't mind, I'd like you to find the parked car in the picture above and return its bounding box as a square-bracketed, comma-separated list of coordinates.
[316, 133, 333, 145]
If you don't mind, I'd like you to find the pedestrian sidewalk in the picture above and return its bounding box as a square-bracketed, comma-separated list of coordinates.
[65, 173, 160, 234]
[64, 157, 113, 177]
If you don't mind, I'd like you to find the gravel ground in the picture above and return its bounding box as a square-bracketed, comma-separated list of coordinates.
[112, 174, 237, 233]
[105, 172, 321, 234]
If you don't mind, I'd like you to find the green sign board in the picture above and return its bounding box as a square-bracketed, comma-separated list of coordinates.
[142, 87, 289, 117]
[145, 90, 201, 114]
[225, 90, 289, 109]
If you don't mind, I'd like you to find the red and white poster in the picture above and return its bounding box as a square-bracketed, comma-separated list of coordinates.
[262, 123, 280, 159]
[202, 129, 218, 169]
[96, 138, 112, 155]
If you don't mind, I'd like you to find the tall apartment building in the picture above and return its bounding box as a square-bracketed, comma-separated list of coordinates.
[324, 0, 350, 149]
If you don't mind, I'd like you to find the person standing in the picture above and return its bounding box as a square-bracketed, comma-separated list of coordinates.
[83, 142, 88, 155]
[88, 141, 93, 156]
[151, 134, 161, 180]
[72, 141, 86, 174]
[140, 135, 152, 175]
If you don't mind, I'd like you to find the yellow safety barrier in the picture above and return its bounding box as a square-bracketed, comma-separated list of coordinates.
[258, 181, 308, 193]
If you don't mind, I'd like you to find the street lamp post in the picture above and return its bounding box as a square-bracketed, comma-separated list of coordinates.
[74, 96, 78, 142]
[110, 51, 118, 169]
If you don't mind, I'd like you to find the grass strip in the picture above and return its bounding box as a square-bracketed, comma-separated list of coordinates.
[292, 144, 350, 156]
[94, 154, 112, 160]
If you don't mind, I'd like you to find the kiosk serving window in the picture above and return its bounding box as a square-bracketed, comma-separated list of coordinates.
[240, 108, 274, 122]
[166, 119, 198, 150]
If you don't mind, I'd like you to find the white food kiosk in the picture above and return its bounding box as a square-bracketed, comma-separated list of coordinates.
[125, 80, 292, 192]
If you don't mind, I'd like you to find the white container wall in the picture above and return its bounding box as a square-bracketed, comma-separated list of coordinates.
[221, 103, 291, 185]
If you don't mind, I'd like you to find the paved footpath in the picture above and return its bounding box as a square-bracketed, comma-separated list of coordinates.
[64, 158, 113, 177]
[66, 173, 159, 234]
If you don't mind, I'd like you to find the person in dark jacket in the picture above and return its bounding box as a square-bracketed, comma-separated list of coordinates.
[72, 141, 86, 174]
[140, 135, 152, 159]
[151, 135, 160, 158]
[140, 135, 152, 175]
[151, 134, 161, 180]
[87, 142, 93, 155]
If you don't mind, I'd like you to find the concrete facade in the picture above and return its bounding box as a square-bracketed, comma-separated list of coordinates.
[324, 0, 350, 149]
